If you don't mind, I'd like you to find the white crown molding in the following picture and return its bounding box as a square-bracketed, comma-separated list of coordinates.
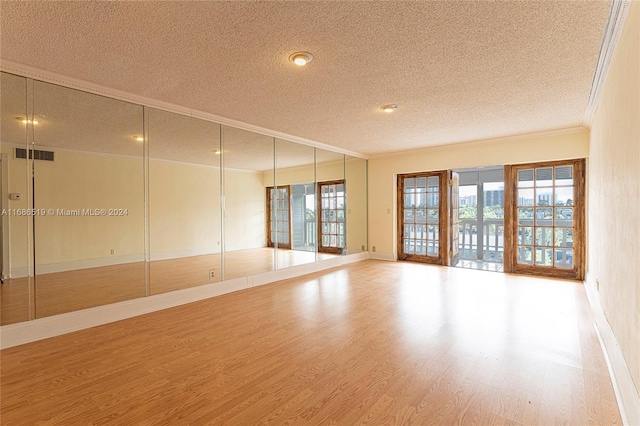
[583, 0, 633, 128]
[368, 126, 588, 160]
[0, 60, 368, 160]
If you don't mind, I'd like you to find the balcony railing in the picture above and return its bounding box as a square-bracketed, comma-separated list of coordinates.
[459, 218, 504, 263]
[304, 219, 317, 246]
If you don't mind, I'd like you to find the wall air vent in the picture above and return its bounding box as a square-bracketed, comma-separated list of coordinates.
[15, 148, 55, 162]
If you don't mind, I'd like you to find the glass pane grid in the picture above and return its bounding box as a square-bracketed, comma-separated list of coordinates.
[320, 182, 345, 248]
[270, 187, 291, 246]
[516, 165, 577, 268]
[403, 176, 439, 258]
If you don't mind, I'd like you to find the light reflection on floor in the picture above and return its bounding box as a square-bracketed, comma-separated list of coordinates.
[456, 259, 504, 272]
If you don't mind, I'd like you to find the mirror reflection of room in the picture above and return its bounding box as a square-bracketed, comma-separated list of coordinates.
[222, 125, 277, 279]
[315, 149, 345, 258]
[0, 71, 368, 326]
[272, 138, 316, 269]
[0, 72, 30, 325]
[33, 80, 145, 319]
[148, 108, 222, 295]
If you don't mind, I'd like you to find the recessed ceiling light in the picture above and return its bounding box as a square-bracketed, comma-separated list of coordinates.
[381, 104, 398, 113]
[213, 149, 222, 155]
[135, 136, 144, 142]
[17, 117, 39, 125]
[289, 52, 313, 66]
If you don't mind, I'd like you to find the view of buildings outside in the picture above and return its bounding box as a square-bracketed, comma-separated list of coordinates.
[458, 183, 504, 262]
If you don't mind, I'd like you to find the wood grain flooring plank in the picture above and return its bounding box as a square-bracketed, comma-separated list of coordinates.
[0, 260, 623, 425]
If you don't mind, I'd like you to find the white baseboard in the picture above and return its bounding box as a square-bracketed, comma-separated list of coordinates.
[249, 251, 369, 288]
[584, 272, 640, 426]
[224, 243, 267, 252]
[9, 254, 146, 278]
[0, 252, 368, 349]
[7, 266, 31, 279]
[368, 251, 395, 261]
[149, 247, 219, 261]
[8, 248, 226, 277]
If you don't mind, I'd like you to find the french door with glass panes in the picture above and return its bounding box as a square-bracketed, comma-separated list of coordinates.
[267, 186, 291, 249]
[318, 180, 346, 254]
[504, 159, 585, 280]
[397, 171, 449, 264]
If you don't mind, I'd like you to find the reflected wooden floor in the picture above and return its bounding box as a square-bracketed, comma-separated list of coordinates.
[0, 248, 337, 325]
[1, 261, 621, 425]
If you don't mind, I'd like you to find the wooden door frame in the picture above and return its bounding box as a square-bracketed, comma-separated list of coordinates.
[448, 170, 460, 266]
[396, 171, 449, 265]
[266, 185, 292, 250]
[504, 159, 585, 280]
[317, 180, 346, 254]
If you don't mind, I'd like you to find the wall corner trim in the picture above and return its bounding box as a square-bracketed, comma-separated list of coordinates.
[584, 0, 633, 128]
[584, 272, 640, 426]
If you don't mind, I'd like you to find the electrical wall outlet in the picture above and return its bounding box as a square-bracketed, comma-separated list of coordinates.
[209, 269, 215, 280]
[110, 249, 115, 255]
[596, 279, 600, 291]
[361, 245, 365, 251]
[372, 246, 376, 252]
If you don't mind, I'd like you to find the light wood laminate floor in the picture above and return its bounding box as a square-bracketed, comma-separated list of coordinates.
[0, 260, 621, 425]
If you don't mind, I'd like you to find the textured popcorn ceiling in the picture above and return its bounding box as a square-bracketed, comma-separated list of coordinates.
[0, 1, 610, 156]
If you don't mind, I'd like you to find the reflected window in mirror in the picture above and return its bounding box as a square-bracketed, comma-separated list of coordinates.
[273, 138, 316, 269]
[222, 126, 275, 279]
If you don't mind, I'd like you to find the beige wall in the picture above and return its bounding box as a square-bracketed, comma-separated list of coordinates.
[346, 157, 367, 253]
[2, 147, 267, 274]
[150, 160, 221, 257]
[368, 131, 589, 259]
[316, 160, 344, 182]
[272, 163, 315, 187]
[224, 169, 267, 251]
[588, 1, 640, 398]
[33, 150, 145, 268]
[1, 147, 146, 274]
[151, 161, 264, 256]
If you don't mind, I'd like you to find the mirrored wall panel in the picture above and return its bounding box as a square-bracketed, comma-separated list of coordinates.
[316, 149, 345, 258]
[32, 80, 145, 318]
[1, 73, 31, 325]
[274, 139, 316, 269]
[0, 71, 368, 326]
[222, 125, 275, 279]
[346, 156, 368, 254]
[148, 108, 221, 294]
